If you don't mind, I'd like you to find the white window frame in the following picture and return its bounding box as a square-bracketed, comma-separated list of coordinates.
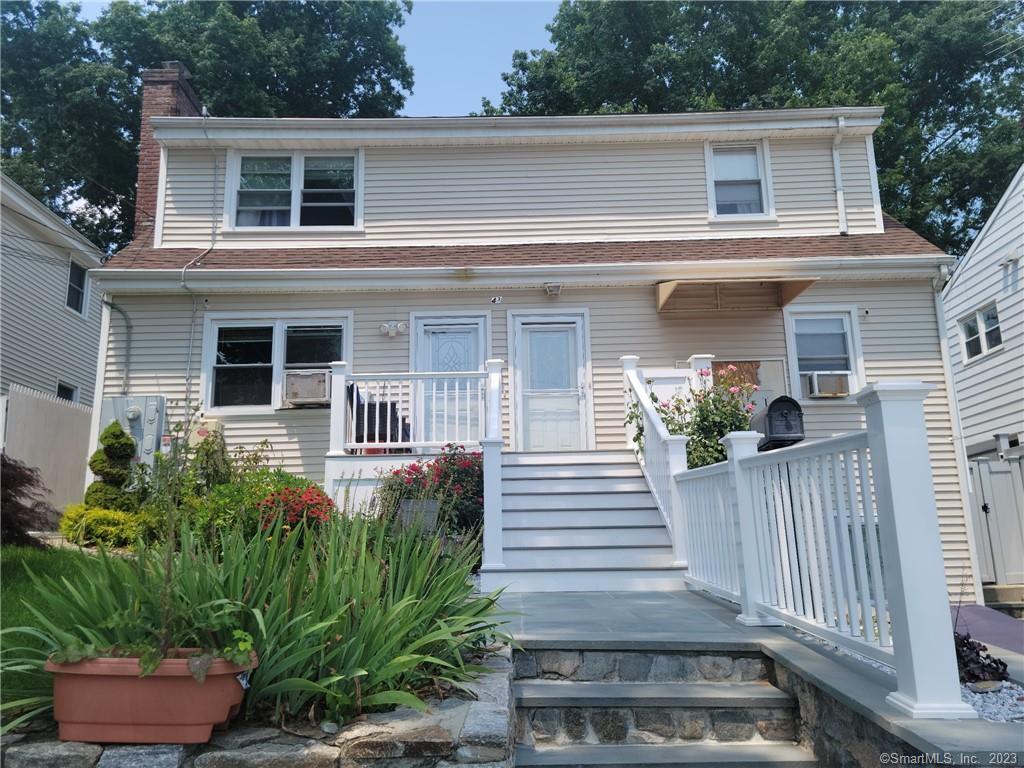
[64, 258, 89, 318]
[55, 380, 79, 403]
[958, 303, 1003, 363]
[704, 139, 776, 223]
[200, 310, 354, 416]
[223, 149, 364, 233]
[783, 305, 866, 404]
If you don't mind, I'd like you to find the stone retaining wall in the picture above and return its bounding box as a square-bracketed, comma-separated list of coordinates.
[769, 660, 923, 768]
[2, 648, 515, 768]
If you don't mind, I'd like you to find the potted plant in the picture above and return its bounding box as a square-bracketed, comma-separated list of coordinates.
[40, 419, 258, 743]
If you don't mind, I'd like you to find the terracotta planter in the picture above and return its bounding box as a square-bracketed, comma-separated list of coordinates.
[45, 651, 257, 744]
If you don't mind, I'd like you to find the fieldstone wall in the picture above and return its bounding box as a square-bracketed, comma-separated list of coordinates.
[769, 660, 923, 768]
[2, 649, 515, 768]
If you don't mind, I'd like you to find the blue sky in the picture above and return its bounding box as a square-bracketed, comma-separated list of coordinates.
[78, 1, 560, 116]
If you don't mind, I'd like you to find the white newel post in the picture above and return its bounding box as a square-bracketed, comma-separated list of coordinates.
[856, 382, 977, 719]
[687, 354, 715, 390]
[329, 361, 348, 456]
[667, 434, 689, 566]
[621, 355, 641, 448]
[481, 359, 505, 571]
[721, 431, 778, 626]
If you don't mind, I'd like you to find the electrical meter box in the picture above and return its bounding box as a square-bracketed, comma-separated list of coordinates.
[99, 395, 166, 466]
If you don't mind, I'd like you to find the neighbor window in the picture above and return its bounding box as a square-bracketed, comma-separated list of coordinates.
[65, 261, 87, 313]
[710, 145, 765, 216]
[960, 304, 1002, 360]
[787, 312, 857, 399]
[212, 326, 274, 407]
[55, 381, 78, 402]
[233, 152, 357, 228]
[205, 316, 349, 410]
[284, 325, 344, 370]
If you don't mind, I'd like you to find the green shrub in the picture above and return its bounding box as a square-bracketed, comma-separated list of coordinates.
[376, 444, 483, 534]
[1, 513, 507, 730]
[184, 468, 318, 537]
[84, 422, 137, 512]
[59, 504, 90, 543]
[60, 504, 161, 547]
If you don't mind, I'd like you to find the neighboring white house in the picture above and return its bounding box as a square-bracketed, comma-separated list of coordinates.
[1, 174, 104, 510]
[942, 164, 1024, 607]
[93, 63, 977, 605]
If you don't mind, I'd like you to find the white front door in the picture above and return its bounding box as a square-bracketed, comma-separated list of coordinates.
[414, 316, 486, 444]
[513, 315, 591, 451]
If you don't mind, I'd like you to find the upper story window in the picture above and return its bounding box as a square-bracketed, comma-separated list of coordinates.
[960, 304, 1002, 361]
[65, 261, 87, 314]
[228, 151, 360, 230]
[705, 141, 774, 220]
[784, 307, 862, 400]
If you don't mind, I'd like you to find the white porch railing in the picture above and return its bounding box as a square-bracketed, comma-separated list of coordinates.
[674, 382, 976, 720]
[327, 360, 507, 571]
[621, 354, 714, 566]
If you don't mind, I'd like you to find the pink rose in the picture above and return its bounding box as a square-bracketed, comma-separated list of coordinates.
[727, 364, 738, 372]
[660, 400, 670, 408]
[729, 386, 740, 394]
[752, 385, 760, 392]
[698, 368, 711, 377]
[746, 403, 756, 412]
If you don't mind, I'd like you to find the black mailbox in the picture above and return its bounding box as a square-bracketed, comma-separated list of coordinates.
[750, 396, 805, 451]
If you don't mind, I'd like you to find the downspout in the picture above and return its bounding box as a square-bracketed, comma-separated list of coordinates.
[932, 266, 983, 604]
[831, 116, 848, 235]
[181, 105, 219, 412]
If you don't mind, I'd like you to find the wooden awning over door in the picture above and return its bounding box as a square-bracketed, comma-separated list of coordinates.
[655, 278, 818, 312]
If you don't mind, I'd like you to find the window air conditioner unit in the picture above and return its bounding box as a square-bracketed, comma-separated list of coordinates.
[806, 372, 851, 398]
[283, 370, 330, 406]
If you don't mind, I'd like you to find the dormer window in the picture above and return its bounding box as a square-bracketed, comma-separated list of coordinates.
[704, 140, 775, 221]
[228, 151, 360, 230]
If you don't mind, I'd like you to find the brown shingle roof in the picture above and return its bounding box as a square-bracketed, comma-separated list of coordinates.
[106, 214, 942, 271]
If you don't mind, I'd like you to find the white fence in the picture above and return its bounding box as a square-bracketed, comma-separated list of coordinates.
[674, 382, 975, 720]
[621, 354, 714, 565]
[2, 384, 92, 517]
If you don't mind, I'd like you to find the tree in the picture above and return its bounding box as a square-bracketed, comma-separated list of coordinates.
[1, 0, 413, 252]
[482, 1, 1024, 255]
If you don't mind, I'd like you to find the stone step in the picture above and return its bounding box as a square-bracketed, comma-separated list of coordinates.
[514, 649, 769, 683]
[516, 742, 818, 767]
[516, 680, 793, 708]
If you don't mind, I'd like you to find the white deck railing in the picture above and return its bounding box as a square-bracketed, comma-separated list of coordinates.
[326, 360, 507, 572]
[621, 354, 713, 566]
[673, 383, 975, 720]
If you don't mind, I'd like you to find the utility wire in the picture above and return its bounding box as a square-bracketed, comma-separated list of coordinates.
[2, 230, 105, 259]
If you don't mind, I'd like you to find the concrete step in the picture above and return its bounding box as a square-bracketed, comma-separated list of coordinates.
[503, 508, 664, 529]
[503, 476, 651, 494]
[504, 526, 671, 548]
[504, 546, 676, 570]
[503, 451, 636, 467]
[516, 680, 793, 708]
[515, 743, 817, 767]
[503, 491, 656, 511]
[479, 566, 686, 593]
[514, 650, 769, 683]
[503, 463, 644, 480]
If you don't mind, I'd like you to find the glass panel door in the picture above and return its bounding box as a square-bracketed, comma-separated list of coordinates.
[520, 323, 583, 451]
[417, 321, 483, 444]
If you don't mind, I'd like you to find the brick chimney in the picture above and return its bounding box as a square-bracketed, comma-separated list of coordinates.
[133, 61, 201, 243]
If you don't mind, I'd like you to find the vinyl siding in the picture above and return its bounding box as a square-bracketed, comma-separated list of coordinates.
[158, 138, 881, 249]
[839, 137, 881, 233]
[942, 167, 1024, 456]
[101, 278, 971, 597]
[1, 210, 102, 402]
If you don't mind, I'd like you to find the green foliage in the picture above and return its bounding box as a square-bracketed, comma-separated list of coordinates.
[375, 445, 484, 534]
[483, 1, 1024, 255]
[0, 515, 506, 730]
[59, 504, 154, 548]
[2, 0, 414, 252]
[0, 546, 98, 726]
[184, 468, 317, 538]
[0, 453, 54, 548]
[84, 421, 137, 512]
[185, 432, 233, 493]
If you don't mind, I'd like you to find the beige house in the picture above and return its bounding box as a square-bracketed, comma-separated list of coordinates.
[94, 63, 976, 604]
